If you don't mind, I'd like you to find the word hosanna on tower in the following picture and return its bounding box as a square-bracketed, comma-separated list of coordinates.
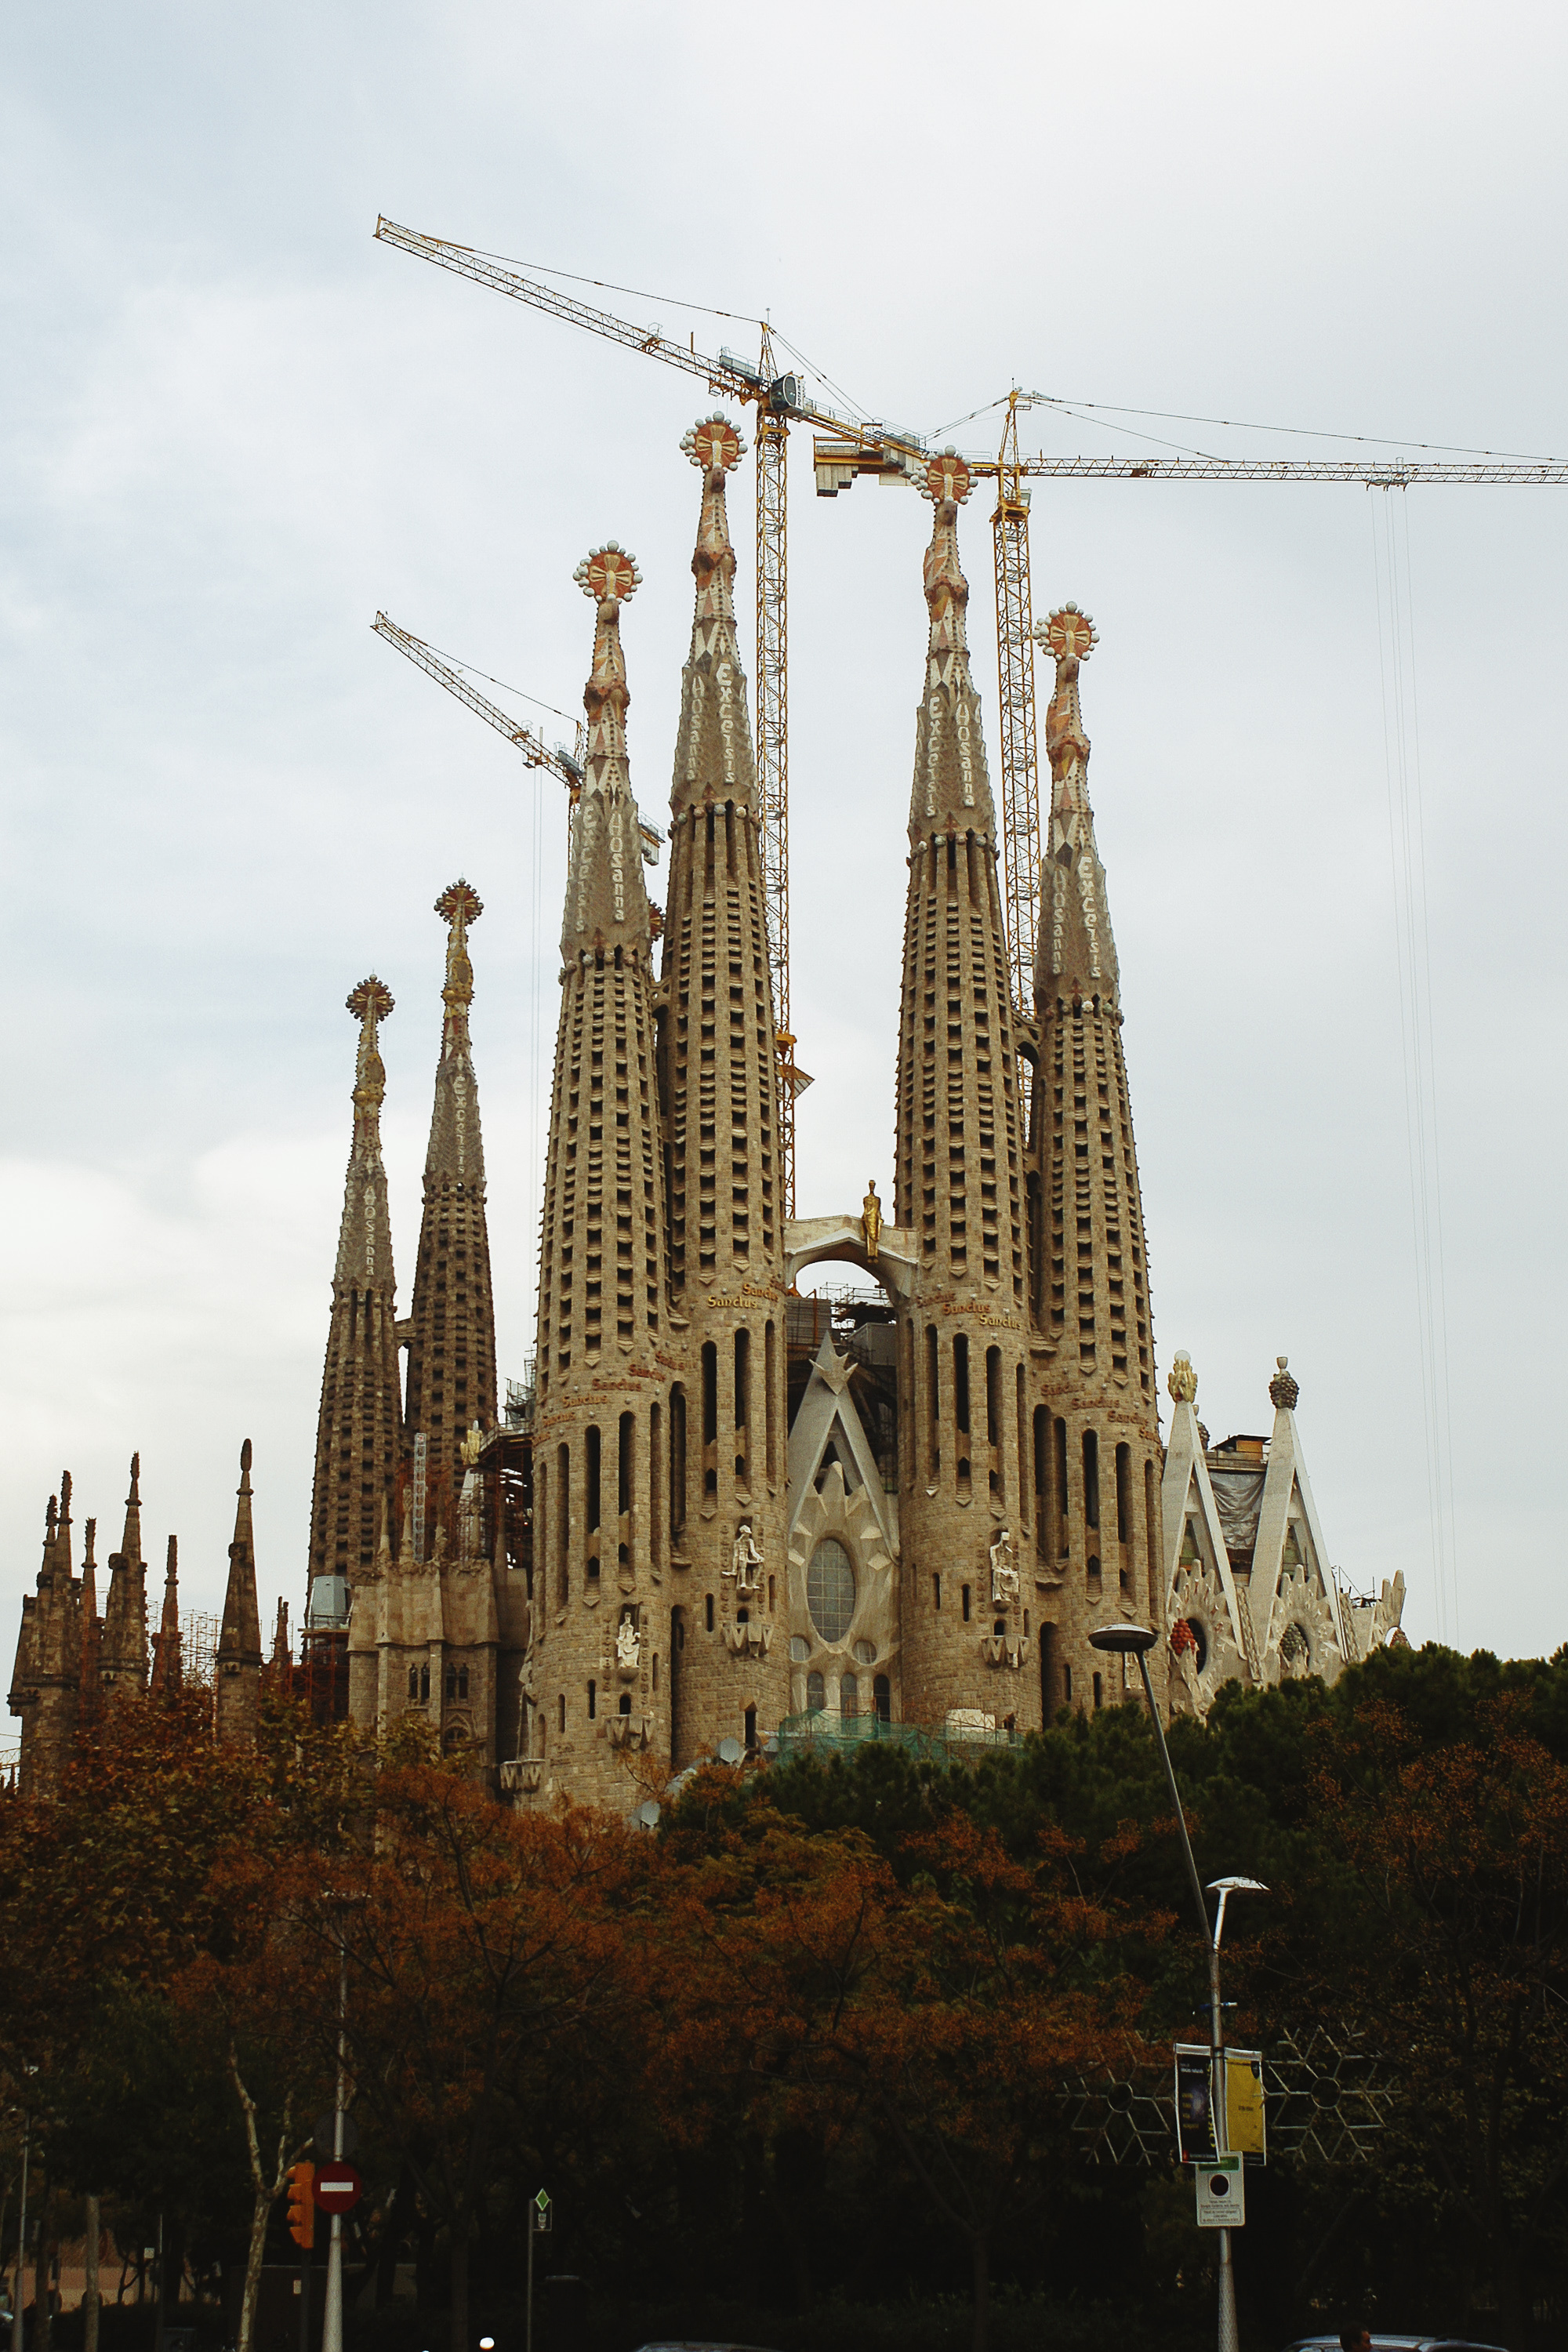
[8, 420, 1407, 1809]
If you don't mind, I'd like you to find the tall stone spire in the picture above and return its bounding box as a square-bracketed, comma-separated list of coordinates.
[307, 978, 403, 1602]
[528, 539, 677, 1809]
[12, 1484, 84, 1796]
[1025, 605, 1163, 1718]
[149, 1536, 182, 1698]
[893, 456, 1035, 1733]
[100, 1454, 149, 1706]
[657, 414, 789, 1763]
[79, 1518, 101, 1714]
[403, 882, 498, 1528]
[216, 1441, 263, 1748]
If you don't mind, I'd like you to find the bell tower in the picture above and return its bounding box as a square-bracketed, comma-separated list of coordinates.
[893, 453, 1036, 1734]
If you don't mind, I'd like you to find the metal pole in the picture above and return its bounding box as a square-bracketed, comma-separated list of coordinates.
[82, 2197, 98, 2352]
[154, 2212, 165, 2352]
[1133, 1650, 1238, 2352]
[321, 1935, 347, 2352]
[11, 2114, 27, 2352]
[525, 2202, 534, 2352]
[298, 2223, 312, 2352]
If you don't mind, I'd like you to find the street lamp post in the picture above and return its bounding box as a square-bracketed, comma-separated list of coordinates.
[319, 1894, 365, 2352]
[1088, 1624, 1266, 2352]
[10, 2111, 27, 2352]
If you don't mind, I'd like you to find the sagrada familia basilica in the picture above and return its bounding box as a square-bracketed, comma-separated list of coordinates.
[7, 421, 1406, 1807]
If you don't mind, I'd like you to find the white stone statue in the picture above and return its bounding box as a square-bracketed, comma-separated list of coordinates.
[615, 1612, 641, 1671]
[731, 1520, 764, 1590]
[989, 1529, 1019, 1608]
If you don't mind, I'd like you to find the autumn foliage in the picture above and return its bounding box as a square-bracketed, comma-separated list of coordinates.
[5, 1646, 1568, 2352]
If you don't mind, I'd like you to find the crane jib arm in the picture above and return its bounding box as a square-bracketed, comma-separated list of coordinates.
[376, 218, 766, 408]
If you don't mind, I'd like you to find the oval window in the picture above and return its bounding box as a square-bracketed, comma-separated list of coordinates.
[807, 1538, 856, 1645]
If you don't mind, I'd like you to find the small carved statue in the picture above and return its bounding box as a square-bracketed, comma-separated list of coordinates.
[731, 1519, 764, 1589]
[989, 1529, 1019, 1608]
[861, 1179, 882, 1257]
[460, 1421, 485, 1468]
[1167, 1350, 1198, 1406]
[615, 1611, 641, 1671]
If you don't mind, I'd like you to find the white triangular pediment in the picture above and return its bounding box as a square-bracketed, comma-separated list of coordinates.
[786, 1335, 897, 1554]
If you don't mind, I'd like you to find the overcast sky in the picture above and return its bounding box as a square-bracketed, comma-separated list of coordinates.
[3, 0, 1565, 1686]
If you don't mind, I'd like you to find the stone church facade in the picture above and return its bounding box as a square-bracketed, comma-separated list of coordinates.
[6, 423, 1404, 1807]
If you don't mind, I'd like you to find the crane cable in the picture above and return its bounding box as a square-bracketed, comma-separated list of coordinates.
[1370, 492, 1461, 1643]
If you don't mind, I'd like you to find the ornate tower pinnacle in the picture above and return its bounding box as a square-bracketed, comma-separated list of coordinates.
[405, 880, 499, 1522]
[909, 452, 996, 840]
[670, 417, 759, 818]
[1035, 604, 1117, 1006]
[309, 981, 404, 1603]
[100, 1454, 149, 1707]
[150, 1535, 181, 1698]
[681, 412, 745, 627]
[561, 546, 655, 956]
[216, 1439, 263, 1748]
[80, 1517, 100, 1710]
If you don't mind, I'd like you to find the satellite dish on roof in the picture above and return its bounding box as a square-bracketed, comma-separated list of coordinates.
[634, 1799, 661, 1831]
[716, 1737, 744, 1765]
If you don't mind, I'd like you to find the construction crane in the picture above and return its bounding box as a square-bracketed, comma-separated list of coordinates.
[815, 416, 1568, 1040]
[372, 611, 662, 867]
[374, 218, 1567, 1163]
[374, 218, 927, 1216]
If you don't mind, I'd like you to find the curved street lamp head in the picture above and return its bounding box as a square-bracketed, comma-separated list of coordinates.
[1087, 1621, 1159, 1656]
[1208, 1876, 1269, 1895]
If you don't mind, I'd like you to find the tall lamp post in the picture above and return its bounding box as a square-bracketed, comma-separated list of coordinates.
[320, 1893, 365, 2352]
[1088, 1624, 1267, 2352]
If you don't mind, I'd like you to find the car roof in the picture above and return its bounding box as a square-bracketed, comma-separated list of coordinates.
[1282, 2338, 1509, 2350]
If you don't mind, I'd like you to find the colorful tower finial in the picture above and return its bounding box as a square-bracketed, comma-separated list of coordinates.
[908, 448, 992, 837]
[1033, 601, 1116, 1004]
[681, 414, 746, 627]
[561, 545, 654, 956]
[436, 880, 482, 1018]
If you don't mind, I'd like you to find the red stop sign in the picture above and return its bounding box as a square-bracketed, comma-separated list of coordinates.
[312, 2160, 363, 2212]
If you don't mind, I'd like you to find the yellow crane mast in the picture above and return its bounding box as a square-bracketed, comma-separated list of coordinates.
[991, 391, 1041, 1090]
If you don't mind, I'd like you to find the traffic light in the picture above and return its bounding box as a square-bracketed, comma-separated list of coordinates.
[286, 2163, 315, 2249]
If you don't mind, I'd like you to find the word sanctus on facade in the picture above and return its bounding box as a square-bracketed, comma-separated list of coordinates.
[7, 424, 1406, 1807]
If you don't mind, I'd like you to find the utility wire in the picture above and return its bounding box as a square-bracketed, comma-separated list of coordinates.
[1036, 394, 1555, 464]
[461, 243, 761, 328]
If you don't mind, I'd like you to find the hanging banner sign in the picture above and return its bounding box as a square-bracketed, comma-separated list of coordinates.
[1173, 2045, 1266, 2168]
